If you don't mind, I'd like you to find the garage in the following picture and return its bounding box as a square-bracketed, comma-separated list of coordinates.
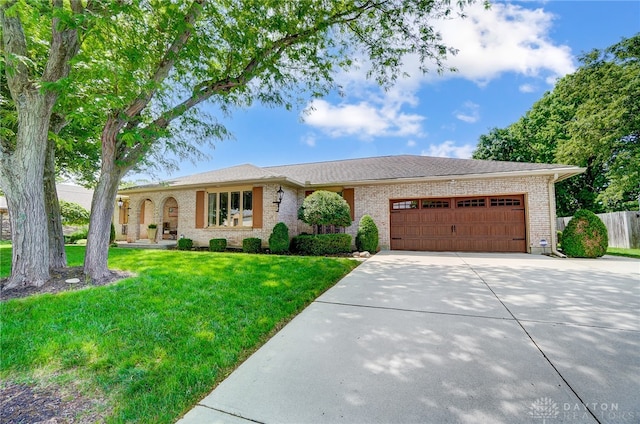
[390, 195, 527, 252]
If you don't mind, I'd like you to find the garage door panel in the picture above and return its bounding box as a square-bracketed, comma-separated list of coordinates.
[390, 195, 526, 253]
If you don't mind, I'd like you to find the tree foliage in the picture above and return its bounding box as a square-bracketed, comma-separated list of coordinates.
[298, 191, 352, 229]
[59, 200, 90, 225]
[473, 34, 640, 215]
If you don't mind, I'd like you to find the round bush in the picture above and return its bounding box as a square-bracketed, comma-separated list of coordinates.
[561, 209, 608, 258]
[243, 237, 262, 253]
[355, 215, 378, 253]
[297, 190, 352, 228]
[177, 238, 193, 250]
[209, 238, 227, 252]
[269, 222, 290, 254]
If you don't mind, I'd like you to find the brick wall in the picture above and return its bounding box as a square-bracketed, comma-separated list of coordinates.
[118, 174, 556, 253]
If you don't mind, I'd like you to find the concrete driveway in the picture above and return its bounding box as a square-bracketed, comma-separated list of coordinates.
[177, 252, 640, 424]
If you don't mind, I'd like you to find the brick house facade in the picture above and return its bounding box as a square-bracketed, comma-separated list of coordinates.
[115, 155, 583, 254]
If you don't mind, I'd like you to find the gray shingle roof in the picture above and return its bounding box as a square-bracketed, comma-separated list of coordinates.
[124, 155, 583, 191]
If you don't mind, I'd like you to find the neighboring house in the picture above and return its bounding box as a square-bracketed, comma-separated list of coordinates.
[0, 184, 93, 240]
[116, 155, 584, 254]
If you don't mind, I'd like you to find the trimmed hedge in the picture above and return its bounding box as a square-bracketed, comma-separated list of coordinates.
[561, 209, 608, 258]
[65, 227, 89, 244]
[269, 222, 290, 254]
[209, 238, 227, 252]
[177, 238, 193, 250]
[242, 237, 262, 253]
[355, 214, 378, 253]
[291, 233, 352, 255]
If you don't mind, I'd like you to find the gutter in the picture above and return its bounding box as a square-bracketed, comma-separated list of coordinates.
[549, 173, 566, 258]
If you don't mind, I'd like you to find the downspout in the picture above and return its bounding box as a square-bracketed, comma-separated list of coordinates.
[549, 173, 566, 258]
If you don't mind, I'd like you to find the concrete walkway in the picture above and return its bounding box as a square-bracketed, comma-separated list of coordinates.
[177, 252, 640, 424]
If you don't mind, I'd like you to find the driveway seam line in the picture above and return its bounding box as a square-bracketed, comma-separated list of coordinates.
[314, 300, 515, 322]
[458, 254, 602, 424]
[517, 318, 640, 333]
[194, 404, 265, 424]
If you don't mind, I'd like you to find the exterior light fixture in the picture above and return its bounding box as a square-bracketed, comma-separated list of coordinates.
[273, 186, 284, 212]
[117, 197, 124, 208]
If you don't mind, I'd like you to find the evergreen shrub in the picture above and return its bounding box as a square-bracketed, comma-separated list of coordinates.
[561, 209, 608, 258]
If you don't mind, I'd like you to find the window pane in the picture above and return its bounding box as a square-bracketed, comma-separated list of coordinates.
[392, 200, 418, 210]
[243, 190, 253, 227]
[208, 193, 217, 226]
[230, 191, 240, 227]
[220, 192, 229, 226]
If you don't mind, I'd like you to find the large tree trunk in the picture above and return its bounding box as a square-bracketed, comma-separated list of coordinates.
[44, 135, 67, 269]
[0, 94, 51, 289]
[84, 133, 125, 281]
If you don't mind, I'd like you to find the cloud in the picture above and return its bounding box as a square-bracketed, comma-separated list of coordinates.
[303, 99, 425, 139]
[422, 141, 475, 159]
[301, 134, 316, 147]
[519, 83, 536, 93]
[435, 2, 575, 83]
[454, 101, 480, 123]
[407, 140, 417, 147]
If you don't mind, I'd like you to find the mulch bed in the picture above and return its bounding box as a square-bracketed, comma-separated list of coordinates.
[0, 267, 132, 301]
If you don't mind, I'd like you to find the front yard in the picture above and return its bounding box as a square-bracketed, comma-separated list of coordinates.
[0, 245, 359, 423]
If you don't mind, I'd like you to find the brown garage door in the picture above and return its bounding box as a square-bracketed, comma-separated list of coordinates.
[390, 195, 526, 252]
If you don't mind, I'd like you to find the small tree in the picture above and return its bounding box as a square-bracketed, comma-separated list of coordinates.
[60, 200, 90, 225]
[269, 222, 290, 254]
[561, 209, 609, 258]
[298, 191, 352, 233]
[356, 215, 379, 252]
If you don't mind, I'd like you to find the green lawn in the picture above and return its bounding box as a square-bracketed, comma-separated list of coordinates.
[607, 247, 640, 259]
[0, 245, 359, 423]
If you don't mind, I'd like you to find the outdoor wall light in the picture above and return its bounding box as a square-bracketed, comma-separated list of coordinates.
[273, 186, 284, 212]
[117, 197, 124, 208]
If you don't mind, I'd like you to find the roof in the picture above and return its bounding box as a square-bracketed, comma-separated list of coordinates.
[121, 155, 585, 193]
[1, 184, 93, 212]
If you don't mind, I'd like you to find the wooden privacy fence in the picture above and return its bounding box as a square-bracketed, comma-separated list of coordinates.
[557, 211, 640, 249]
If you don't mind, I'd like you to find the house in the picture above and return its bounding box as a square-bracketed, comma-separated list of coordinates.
[0, 184, 93, 240]
[115, 155, 584, 254]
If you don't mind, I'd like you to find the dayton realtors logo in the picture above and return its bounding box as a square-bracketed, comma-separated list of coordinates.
[529, 397, 559, 423]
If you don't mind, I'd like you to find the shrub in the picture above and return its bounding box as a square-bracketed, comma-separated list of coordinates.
[110, 222, 116, 244]
[269, 222, 290, 254]
[561, 209, 608, 258]
[291, 233, 351, 255]
[60, 200, 90, 225]
[177, 238, 193, 250]
[147, 223, 157, 229]
[355, 215, 378, 253]
[67, 227, 89, 244]
[243, 237, 262, 253]
[209, 238, 227, 252]
[298, 190, 352, 229]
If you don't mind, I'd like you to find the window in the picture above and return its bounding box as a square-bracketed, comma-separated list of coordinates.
[422, 200, 450, 209]
[207, 189, 253, 227]
[491, 198, 521, 207]
[456, 198, 486, 208]
[392, 200, 419, 210]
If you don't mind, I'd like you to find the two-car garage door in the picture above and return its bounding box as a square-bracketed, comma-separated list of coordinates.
[390, 195, 526, 253]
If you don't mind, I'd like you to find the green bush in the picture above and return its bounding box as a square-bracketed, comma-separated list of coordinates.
[110, 222, 116, 244]
[355, 215, 378, 253]
[298, 190, 352, 228]
[66, 227, 89, 244]
[177, 238, 193, 250]
[269, 222, 290, 254]
[561, 209, 608, 258]
[60, 200, 90, 225]
[291, 233, 352, 255]
[242, 237, 262, 253]
[209, 238, 227, 252]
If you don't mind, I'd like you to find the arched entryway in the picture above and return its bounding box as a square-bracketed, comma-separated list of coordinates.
[139, 199, 155, 240]
[161, 197, 179, 240]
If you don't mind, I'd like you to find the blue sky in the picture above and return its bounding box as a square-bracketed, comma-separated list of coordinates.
[136, 0, 639, 181]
